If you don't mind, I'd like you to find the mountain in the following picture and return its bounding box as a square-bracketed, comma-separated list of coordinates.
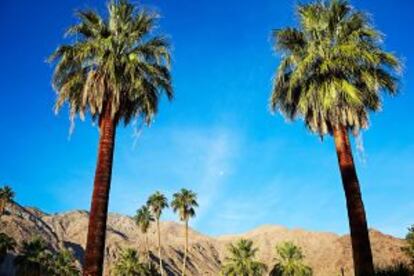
[0, 202, 409, 275]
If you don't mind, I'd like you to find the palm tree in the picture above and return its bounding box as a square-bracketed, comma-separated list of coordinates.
[134, 205, 154, 263]
[112, 248, 159, 276]
[112, 248, 143, 276]
[14, 237, 52, 276]
[147, 191, 169, 275]
[171, 188, 198, 276]
[270, 1, 400, 275]
[270, 242, 312, 276]
[49, 0, 172, 273]
[0, 233, 16, 263]
[402, 225, 414, 268]
[220, 239, 267, 276]
[50, 249, 80, 276]
[0, 185, 15, 216]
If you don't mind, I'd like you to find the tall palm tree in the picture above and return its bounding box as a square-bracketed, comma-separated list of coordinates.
[220, 239, 267, 276]
[14, 237, 52, 276]
[270, 1, 400, 275]
[0, 185, 15, 216]
[134, 205, 154, 263]
[49, 0, 172, 273]
[171, 188, 198, 276]
[270, 242, 312, 276]
[147, 191, 169, 275]
[0, 233, 16, 263]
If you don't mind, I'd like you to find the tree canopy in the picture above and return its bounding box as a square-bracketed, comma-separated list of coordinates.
[270, 0, 401, 136]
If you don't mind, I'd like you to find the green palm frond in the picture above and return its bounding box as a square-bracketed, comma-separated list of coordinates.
[134, 205, 154, 234]
[270, 0, 401, 136]
[221, 239, 267, 276]
[171, 189, 198, 222]
[49, 0, 172, 130]
[147, 191, 169, 219]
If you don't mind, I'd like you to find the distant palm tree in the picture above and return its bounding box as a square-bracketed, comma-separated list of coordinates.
[135, 205, 154, 263]
[171, 189, 198, 276]
[270, 242, 312, 276]
[270, 1, 400, 275]
[51, 249, 80, 276]
[147, 191, 169, 275]
[49, 0, 172, 273]
[14, 237, 52, 276]
[220, 239, 267, 276]
[0, 233, 16, 263]
[0, 185, 15, 216]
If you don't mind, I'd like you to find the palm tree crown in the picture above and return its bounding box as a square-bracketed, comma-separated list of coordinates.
[134, 205, 154, 234]
[52, 249, 80, 275]
[171, 189, 198, 221]
[49, 0, 172, 128]
[112, 248, 145, 276]
[147, 191, 169, 219]
[270, 241, 312, 276]
[0, 233, 16, 263]
[14, 237, 52, 276]
[221, 239, 267, 276]
[270, 0, 400, 136]
[0, 186, 15, 202]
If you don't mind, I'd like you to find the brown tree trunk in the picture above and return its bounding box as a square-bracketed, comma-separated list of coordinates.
[83, 102, 116, 276]
[0, 200, 4, 217]
[182, 219, 188, 276]
[333, 125, 374, 276]
[157, 218, 164, 275]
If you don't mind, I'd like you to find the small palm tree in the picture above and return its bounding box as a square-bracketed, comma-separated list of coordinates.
[134, 205, 154, 263]
[0, 185, 15, 216]
[171, 188, 198, 276]
[270, 242, 312, 276]
[270, 1, 400, 275]
[221, 239, 267, 276]
[112, 248, 159, 276]
[49, 0, 173, 273]
[147, 191, 169, 275]
[112, 248, 144, 276]
[50, 249, 80, 276]
[14, 237, 52, 276]
[402, 225, 414, 268]
[0, 233, 16, 263]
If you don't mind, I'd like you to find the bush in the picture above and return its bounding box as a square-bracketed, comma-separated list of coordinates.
[374, 263, 412, 276]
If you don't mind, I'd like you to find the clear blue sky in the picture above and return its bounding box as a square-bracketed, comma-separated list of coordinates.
[0, 0, 413, 237]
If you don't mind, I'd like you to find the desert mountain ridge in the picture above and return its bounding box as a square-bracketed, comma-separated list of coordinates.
[0, 202, 409, 275]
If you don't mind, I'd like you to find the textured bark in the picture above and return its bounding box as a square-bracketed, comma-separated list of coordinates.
[182, 219, 188, 276]
[157, 218, 164, 275]
[83, 102, 116, 276]
[333, 125, 374, 276]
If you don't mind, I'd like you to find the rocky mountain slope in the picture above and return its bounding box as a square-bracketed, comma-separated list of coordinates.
[0, 202, 409, 275]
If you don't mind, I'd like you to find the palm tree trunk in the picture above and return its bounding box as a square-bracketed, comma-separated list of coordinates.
[0, 200, 4, 217]
[83, 101, 116, 276]
[157, 218, 164, 275]
[146, 233, 150, 264]
[333, 125, 374, 276]
[182, 219, 188, 276]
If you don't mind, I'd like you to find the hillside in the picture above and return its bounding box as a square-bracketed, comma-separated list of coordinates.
[0, 202, 408, 275]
